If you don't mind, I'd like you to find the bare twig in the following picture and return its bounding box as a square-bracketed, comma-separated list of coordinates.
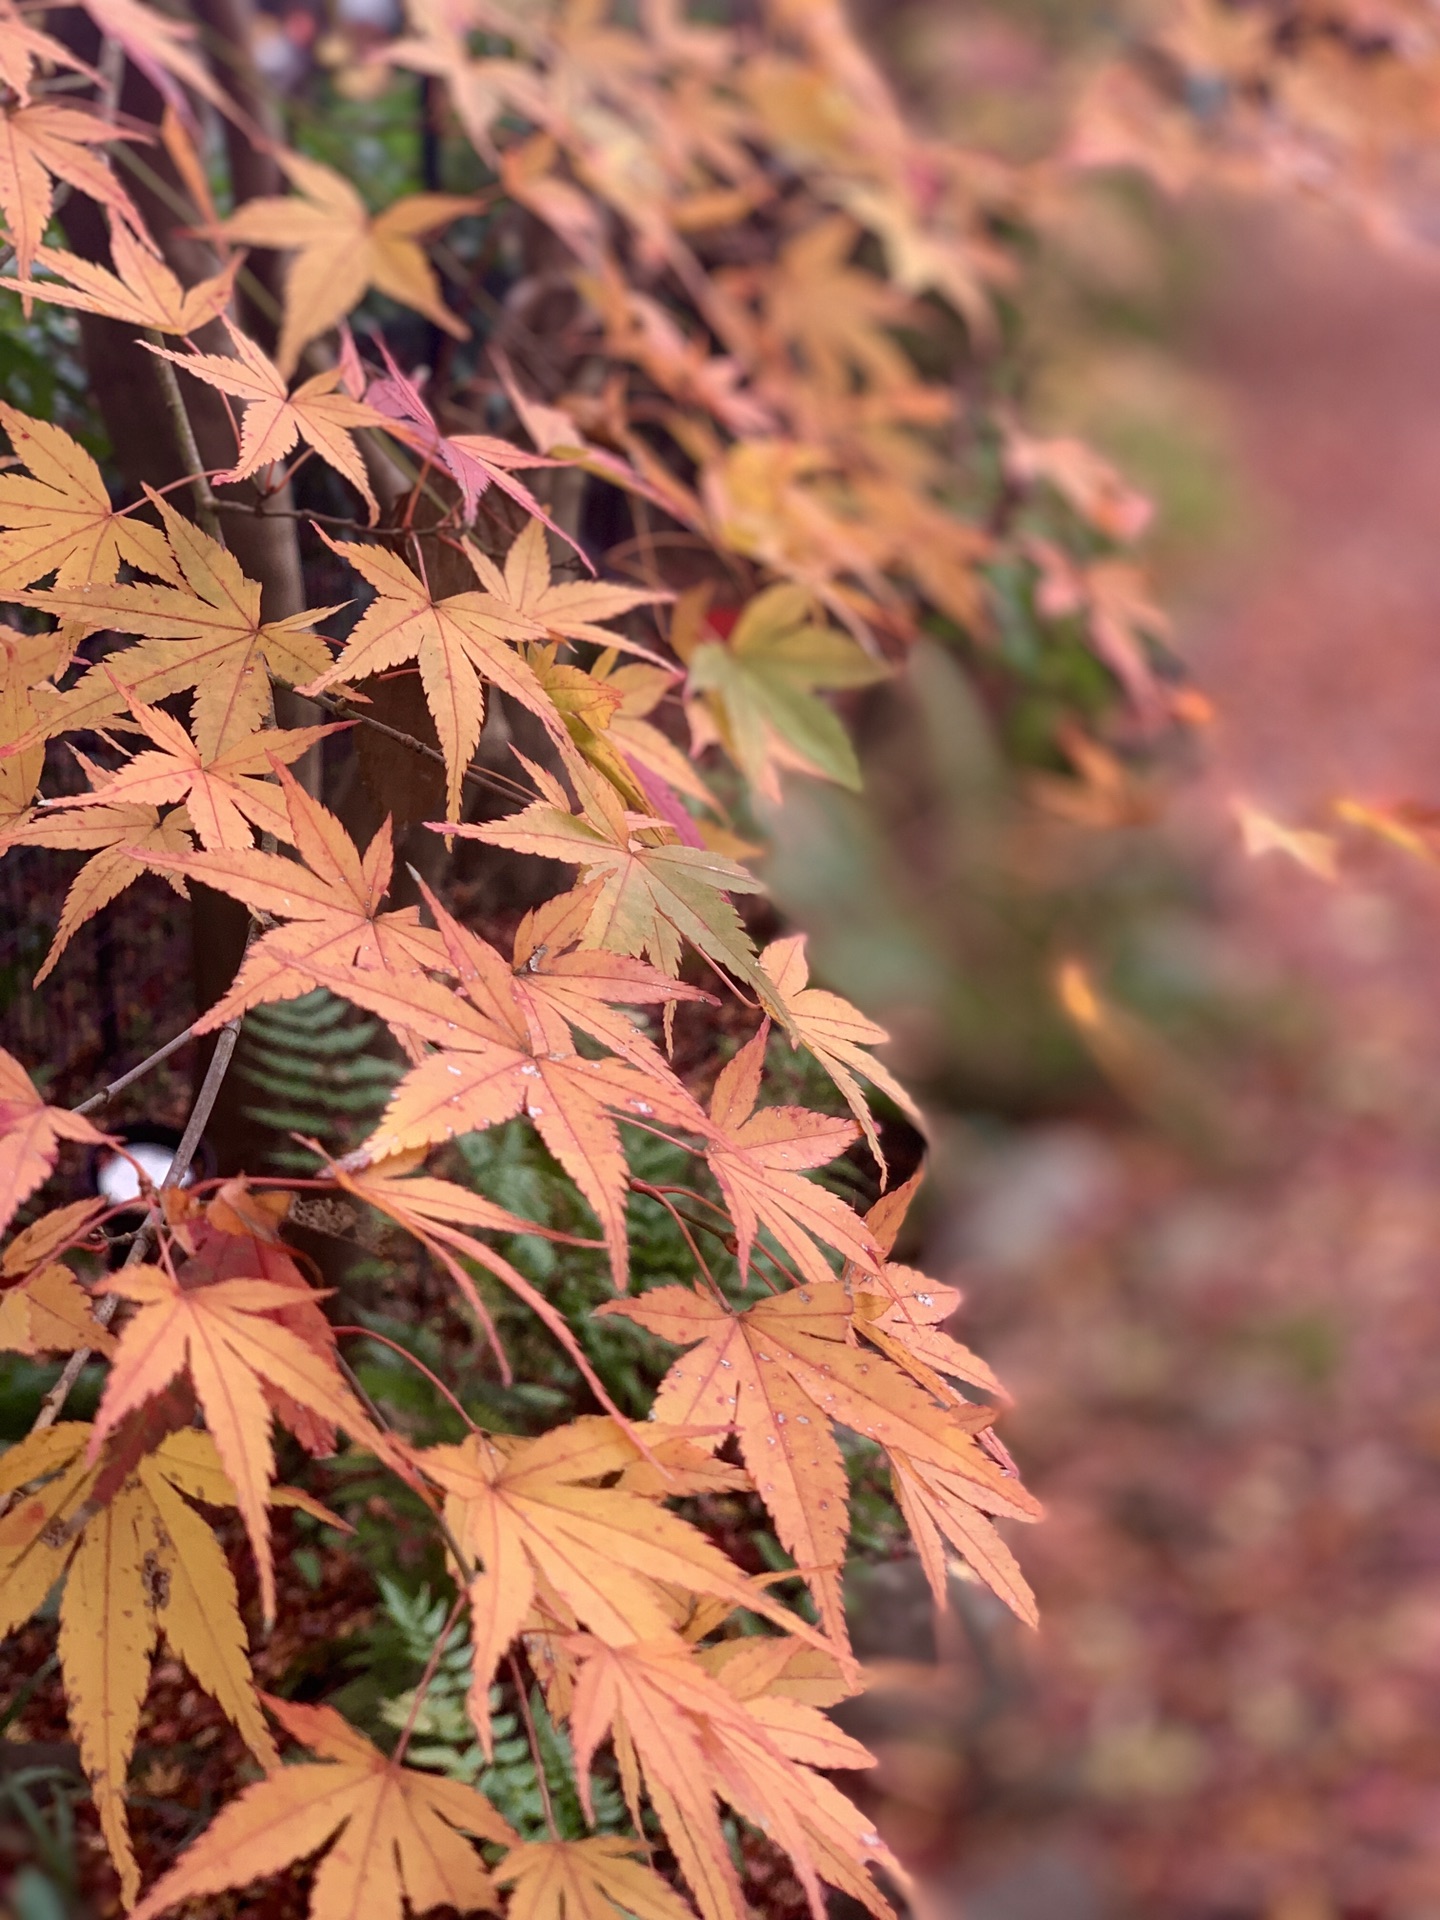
[300, 686, 535, 806]
[508, 1650, 559, 1838]
[148, 332, 223, 542]
[71, 1022, 200, 1118]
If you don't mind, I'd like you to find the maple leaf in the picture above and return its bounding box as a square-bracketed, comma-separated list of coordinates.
[315, 883, 706, 1288]
[357, 340, 579, 552]
[497, 1836, 695, 1920]
[850, 1172, 1009, 1409]
[604, 1279, 1039, 1631]
[214, 151, 475, 375]
[324, 1146, 640, 1423]
[4, 213, 238, 334]
[26, 489, 338, 757]
[1, 792, 193, 983]
[80, 0, 231, 122]
[133, 762, 449, 1042]
[0, 624, 66, 831]
[0, 404, 180, 590]
[44, 698, 338, 851]
[678, 584, 887, 805]
[888, 1446, 1037, 1628]
[426, 1415, 820, 1737]
[128, 1695, 516, 1920]
[0, 0, 99, 106]
[465, 520, 668, 655]
[461, 756, 768, 992]
[144, 320, 391, 520]
[701, 1023, 878, 1288]
[89, 1260, 407, 1622]
[742, 214, 916, 396]
[0, 1425, 300, 1903]
[297, 533, 565, 821]
[569, 1637, 899, 1920]
[0, 1047, 106, 1236]
[760, 933, 924, 1178]
[0, 1218, 116, 1354]
[0, 101, 146, 285]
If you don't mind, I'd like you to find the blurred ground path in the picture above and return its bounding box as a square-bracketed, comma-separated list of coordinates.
[853, 209, 1440, 1920]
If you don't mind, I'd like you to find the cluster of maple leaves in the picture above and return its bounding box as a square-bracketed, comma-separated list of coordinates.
[0, 0, 1100, 1911]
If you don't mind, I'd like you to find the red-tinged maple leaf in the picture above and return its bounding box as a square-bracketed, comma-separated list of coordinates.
[41, 698, 339, 851]
[297, 532, 565, 822]
[1, 793, 193, 983]
[457, 754, 769, 993]
[0, 101, 148, 286]
[23, 489, 338, 757]
[0, 0, 100, 106]
[702, 1023, 878, 1288]
[569, 1637, 899, 1920]
[133, 763, 448, 1049]
[497, 1836, 695, 1920]
[80, 0, 231, 122]
[358, 339, 580, 554]
[0, 404, 181, 590]
[760, 933, 924, 1179]
[0, 1048, 107, 1237]
[0, 1424, 310, 1903]
[426, 1415, 825, 1743]
[128, 1695, 516, 1920]
[89, 1262, 409, 1623]
[144, 320, 392, 520]
[213, 151, 476, 376]
[4, 213, 238, 334]
[600, 1275, 1033, 1634]
[315, 885, 706, 1288]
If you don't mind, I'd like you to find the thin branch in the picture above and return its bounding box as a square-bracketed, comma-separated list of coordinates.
[148, 331, 223, 542]
[299, 686, 536, 807]
[333, 1325, 480, 1435]
[71, 1022, 199, 1118]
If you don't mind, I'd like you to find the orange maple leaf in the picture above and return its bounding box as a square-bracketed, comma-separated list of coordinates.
[0, 1048, 106, 1236]
[0, 0, 99, 106]
[460, 755, 769, 991]
[426, 1414, 824, 1741]
[1, 792, 194, 984]
[315, 885, 707, 1288]
[760, 933, 924, 1179]
[701, 1022, 878, 1288]
[89, 1261, 407, 1623]
[297, 533, 565, 821]
[601, 1276, 1034, 1639]
[25, 489, 337, 757]
[144, 320, 391, 521]
[0, 101, 147, 286]
[464, 520, 669, 655]
[134, 762, 450, 1048]
[570, 1636, 899, 1920]
[497, 1836, 695, 1920]
[41, 697, 338, 851]
[128, 1695, 516, 1920]
[214, 151, 475, 375]
[0, 404, 181, 590]
[4, 214, 238, 334]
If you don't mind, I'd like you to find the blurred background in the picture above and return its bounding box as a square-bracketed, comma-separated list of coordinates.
[771, 11, 1440, 1916]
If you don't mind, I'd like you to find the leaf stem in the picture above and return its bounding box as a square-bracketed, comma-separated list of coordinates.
[333, 1325, 481, 1435]
[391, 1589, 469, 1766]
